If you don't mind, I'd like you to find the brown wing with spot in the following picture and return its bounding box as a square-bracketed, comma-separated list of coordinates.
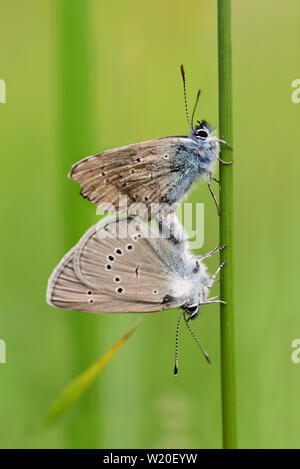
[47, 216, 192, 313]
[69, 138, 189, 218]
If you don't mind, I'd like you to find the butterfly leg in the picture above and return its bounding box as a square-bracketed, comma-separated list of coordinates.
[207, 260, 228, 290]
[217, 138, 233, 150]
[197, 243, 227, 261]
[200, 299, 227, 305]
[202, 295, 226, 304]
[216, 155, 233, 165]
[206, 295, 220, 301]
[207, 172, 220, 216]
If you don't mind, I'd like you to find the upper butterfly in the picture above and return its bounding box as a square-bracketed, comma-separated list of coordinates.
[69, 65, 232, 218]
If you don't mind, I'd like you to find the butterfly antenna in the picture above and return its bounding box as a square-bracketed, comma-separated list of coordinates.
[191, 89, 201, 130]
[174, 311, 184, 376]
[183, 313, 212, 364]
[180, 65, 192, 131]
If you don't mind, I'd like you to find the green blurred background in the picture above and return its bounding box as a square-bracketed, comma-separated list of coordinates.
[0, 0, 299, 449]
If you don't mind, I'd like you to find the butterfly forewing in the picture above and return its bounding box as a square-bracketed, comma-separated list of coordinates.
[70, 137, 200, 218]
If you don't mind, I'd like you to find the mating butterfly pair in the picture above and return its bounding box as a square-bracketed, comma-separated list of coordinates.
[47, 66, 232, 373]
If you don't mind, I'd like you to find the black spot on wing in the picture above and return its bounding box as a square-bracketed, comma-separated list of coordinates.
[162, 294, 174, 305]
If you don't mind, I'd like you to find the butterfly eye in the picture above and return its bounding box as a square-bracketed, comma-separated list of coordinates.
[195, 130, 208, 140]
[186, 305, 198, 313]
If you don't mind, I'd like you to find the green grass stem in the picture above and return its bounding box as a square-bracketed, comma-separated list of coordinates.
[217, 0, 237, 449]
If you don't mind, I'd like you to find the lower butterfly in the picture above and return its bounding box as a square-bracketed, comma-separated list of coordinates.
[47, 215, 226, 374]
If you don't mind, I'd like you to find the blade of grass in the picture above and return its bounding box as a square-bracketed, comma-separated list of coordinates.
[47, 319, 141, 422]
[55, 0, 100, 447]
[218, 0, 237, 449]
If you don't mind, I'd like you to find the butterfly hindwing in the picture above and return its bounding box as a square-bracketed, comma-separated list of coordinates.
[47, 216, 194, 313]
[46, 246, 148, 313]
[46, 247, 100, 312]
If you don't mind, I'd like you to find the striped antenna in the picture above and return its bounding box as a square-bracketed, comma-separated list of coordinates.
[183, 313, 211, 364]
[180, 65, 192, 130]
[174, 311, 184, 376]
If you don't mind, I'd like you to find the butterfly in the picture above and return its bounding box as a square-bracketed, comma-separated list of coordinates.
[69, 65, 232, 219]
[47, 214, 226, 374]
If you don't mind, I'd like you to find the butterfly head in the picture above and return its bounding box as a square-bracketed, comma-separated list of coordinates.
[182, 285, 208, 320]
[183, 303, 201, 320]
[181, 262, 211, 320]
[193, 120, 210, 139]
[180, 66, 220, 151]
[190, 120, 218, 150]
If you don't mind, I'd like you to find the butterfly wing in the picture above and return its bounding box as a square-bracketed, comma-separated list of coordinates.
[47, 216, 194, 313]
[46, 247, 105, 311]
[69, 137, 201, 219]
